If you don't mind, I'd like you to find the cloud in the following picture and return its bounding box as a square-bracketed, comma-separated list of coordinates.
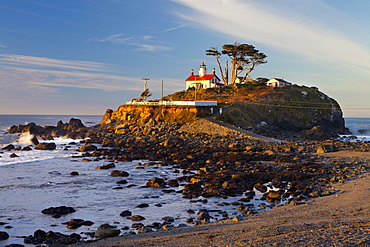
[143, 35, 153, 40]
[86, 33, 171, 52]
[0, 53, 182, 95]
[135, 44, 171, 52]
[86, 33, 134, 44]
[0, 43, 6, 48]
[171, 0, 370, 72]
[160, 24, 186, 33]
[0, 54, 109, 72]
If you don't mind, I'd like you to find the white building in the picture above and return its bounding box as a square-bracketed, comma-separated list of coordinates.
[185, 62, 223, 90]
[266, 78, 292, 87]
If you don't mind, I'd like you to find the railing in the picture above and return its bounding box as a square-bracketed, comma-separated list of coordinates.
[126, 101, 217, 106]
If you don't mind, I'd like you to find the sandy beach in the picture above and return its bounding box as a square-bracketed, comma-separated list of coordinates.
[71, 151, 370, 247]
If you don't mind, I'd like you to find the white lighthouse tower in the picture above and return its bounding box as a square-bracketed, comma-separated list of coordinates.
[199, 62, 207, 77]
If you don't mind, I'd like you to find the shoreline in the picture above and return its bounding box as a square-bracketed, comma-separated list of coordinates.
[71, 151, 370, 247]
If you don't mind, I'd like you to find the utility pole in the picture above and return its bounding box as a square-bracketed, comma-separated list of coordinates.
[161, 80, 164, 101]
[142, 78, 150, 101]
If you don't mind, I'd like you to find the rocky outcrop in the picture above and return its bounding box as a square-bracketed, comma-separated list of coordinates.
[100, 105, 214, 125]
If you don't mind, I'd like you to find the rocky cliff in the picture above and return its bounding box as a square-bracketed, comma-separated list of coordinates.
[101, 104, 214, 126]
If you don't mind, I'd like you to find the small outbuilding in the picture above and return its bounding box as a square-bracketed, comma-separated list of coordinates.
[185, 62, 223, 90]
[267, 78, 292, 87]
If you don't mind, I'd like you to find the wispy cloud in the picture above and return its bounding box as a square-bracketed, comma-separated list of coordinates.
[135, 44, 171, 52]
[0, 54, 109, 72]
[0, 43, 6, 48]
[86, 33, 133, 44]
[143, 35, 153, 40]
[86, 33, 171, 52]
[160, 24, 186, 33]
[0, 53, 182, 95]
[171, 0, 370, 72]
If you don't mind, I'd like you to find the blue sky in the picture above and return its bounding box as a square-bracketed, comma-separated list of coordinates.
[0, 0, 369, 117]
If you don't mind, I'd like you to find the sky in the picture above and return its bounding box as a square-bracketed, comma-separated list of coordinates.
[0, 0, 369, 117]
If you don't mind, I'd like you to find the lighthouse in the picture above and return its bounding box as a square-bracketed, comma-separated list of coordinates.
[185, 62, 223, 90]
[199, 62, 206, 77]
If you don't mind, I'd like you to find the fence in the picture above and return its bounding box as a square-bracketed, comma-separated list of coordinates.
[126, 101, 217, 106]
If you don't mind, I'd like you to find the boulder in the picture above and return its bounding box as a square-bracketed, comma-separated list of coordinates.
[22, 146, 33, 151]
[2, 144, 15, 150]
[120, 210, 132, 217]
[299, 126, 332, 140]
[10, 153, 19, 158]
[0, 231, 9, 240]
[146, 177, 166, 188]
[131, 215, 146, 221]
[96, 163, 116, 169]
[41, 206, 76, 218]
[316, 144, 338, 154]
[35, 143, 56, 150]
[66, 118, 85, 130]
[94, 224, 120, 239]
[78, 144, 97, 152]
[110, 170, 129, 177]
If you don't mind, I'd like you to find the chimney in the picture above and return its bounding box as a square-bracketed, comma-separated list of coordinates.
[212, 68, 216, 75]
[190, 69, 194, 76]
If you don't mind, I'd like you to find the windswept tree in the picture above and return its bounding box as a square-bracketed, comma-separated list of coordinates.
[206, 42, 267, 85]
[206, 47, 228, 85]
[139, 88, 152, 101]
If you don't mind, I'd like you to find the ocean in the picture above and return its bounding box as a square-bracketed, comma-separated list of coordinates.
[0, 114, 293, 246]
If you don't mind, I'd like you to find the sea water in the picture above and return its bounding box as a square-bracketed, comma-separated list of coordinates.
[1, 115, 370, 247]
[0, 115, 288, 246]
[340, 118, 370, 141]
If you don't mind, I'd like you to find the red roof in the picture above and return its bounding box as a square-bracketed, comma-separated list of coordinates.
[186, 74, 219, 81]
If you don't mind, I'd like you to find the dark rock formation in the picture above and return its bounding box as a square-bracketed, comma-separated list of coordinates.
[0, 231, 9, 240]
[146, 177, 166, 188]
[41, 206, 76, 218]
[110, 170, 129, 177]
[94, 224, 120, 239]
[35, 143, 56, 150]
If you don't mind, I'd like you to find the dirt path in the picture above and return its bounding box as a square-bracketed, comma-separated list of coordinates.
[204, 117, 284, 142]
[70, 152, 370, 247]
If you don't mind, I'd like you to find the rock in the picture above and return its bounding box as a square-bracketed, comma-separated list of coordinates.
[254, 183, 267, 193]
[78, 144, 97, 152]
[232, 215, 244, 221]
[10, 153, 19, 158]
[120, 210, 132, 217]
[94, 224, 120, 239]
[62, 219, 94, 229]
[96, 163, 116, 169]
[0, 231, 9, 240]
[2, 144, 15, 150]
[162, 216, 174, 222]
[299, 126, 332, 140]
[116, 179, 128, 184]
[5, 244, 25, 247]
[69, 171, 79, 176]
[146, 177, 166, 188]
[136, 203, 149, 208]
[110, 170, 129, 177]
[41, 206, 76, 218]
[131, 215, 146, 221]
[167, 179, 179, 187]
[22, 146, 32, 151]
[316, 144, 338, 154]
[66, 118, 85, 130]
[35, 142, 56, 150]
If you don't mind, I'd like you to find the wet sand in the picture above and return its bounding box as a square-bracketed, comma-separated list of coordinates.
[72, 151, 370, 247]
